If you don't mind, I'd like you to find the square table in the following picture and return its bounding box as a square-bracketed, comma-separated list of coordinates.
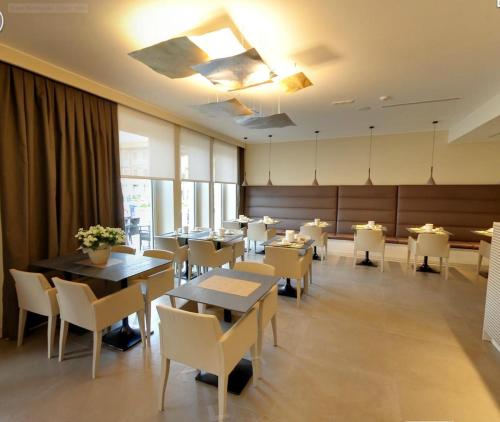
[33, 251, 170, 351]
[351, 224, 387, 267]
[407, 227, 453, 273]
[167, 268, 279, 394]
[262, 236, 314, 298]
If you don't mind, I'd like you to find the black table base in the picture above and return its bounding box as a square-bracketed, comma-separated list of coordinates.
[196, 358, 253, 395]
[357, 251, 377, 267]
[223, 309, 232, 323]
[102, 318, 142, 351]
[417, 256, 439, 274]
[278, 278, 297, 298]
[312, 246, 321, 261]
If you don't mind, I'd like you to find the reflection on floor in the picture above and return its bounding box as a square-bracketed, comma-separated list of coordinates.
[1, 253, 500, 422]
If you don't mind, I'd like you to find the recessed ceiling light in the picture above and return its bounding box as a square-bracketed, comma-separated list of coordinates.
[331, 99, 355, 105]
[379, 95, 391, 102]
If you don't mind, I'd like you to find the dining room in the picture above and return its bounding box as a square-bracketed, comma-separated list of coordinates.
[1, 1, 500, 422]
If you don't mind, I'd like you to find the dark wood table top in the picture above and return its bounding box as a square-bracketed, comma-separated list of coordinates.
[262, 236, 314, 250]
[167, 268, 280, 314]
[158, 230, 244, 246]
[33, 252, 170, 282]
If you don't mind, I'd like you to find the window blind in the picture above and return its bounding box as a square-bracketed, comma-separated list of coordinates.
[180, 128, 211, 181]
[213, 140, 238, 183]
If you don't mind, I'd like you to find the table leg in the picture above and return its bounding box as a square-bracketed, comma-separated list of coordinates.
[357, 251, 377, 267]
[102, 279, 142, 351]
[417, 256, 440, 273]
[278, 278, 297, 298]
[196, 358, 253, 395]
[223, 309, 232, 323]
[312, 246, 321, 261]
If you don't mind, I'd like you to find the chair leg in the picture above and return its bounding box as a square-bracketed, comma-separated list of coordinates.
[59, 320, 69, 362]
[250, 343, 260, 383]
[92, 330, 102, 379]
[47, 315, 57, 359]
[218, 373, 229, 421]
[271, 315, 278, 346]
[309, 263, 313, 284]
[158, 357, 170, 411]
[296, 280, 301, 307]
[444, 259, 449, 280]
[145, 301, 152, 345]
[303, 273, 309, 295]
[17, 309, 27, 347]
[477, 254, 482, 275]
[187, 264, 192, 282]
[169, 296, 176, 308]
[137, 309, 146, 347]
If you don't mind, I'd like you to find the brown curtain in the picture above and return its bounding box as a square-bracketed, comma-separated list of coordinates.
[237, 146, 246, 215]
[0, 62, 124, 339]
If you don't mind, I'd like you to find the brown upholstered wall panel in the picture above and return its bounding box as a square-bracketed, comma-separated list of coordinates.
[396, 185, 500, 241]
[245, 186, 337, 232]
[337, 186, 398, 236]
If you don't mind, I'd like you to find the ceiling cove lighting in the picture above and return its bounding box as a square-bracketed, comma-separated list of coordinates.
[267, 134, 273, 186]
[364, 126, 374, 186]
[312, 130, 320, 186]
[427, 120, 439, 185]
[241, 137, 249, 187]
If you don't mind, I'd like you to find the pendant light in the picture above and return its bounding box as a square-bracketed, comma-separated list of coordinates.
[364, 125, 374, 185]
[241, 137, 249, 186]
[312, 130, 320, 186]
[267, 134, 273, 186]
[427, 120, 439, 185]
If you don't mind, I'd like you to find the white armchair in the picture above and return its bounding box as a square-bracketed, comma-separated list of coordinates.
[247, 222, 276, 253]
[111, 245, 136, 254]
[353, 229, 386, 272]
[299, 225, 328, 261]
[53, 277, 146, 378]
[10, 269, 59, 359]
[157, 305, 259, 421]
[155, 236, 189, 285]
[264, 247, 309, 307]
[187, 239, 233, 280]
[230, 240, 245, 268]
[477, 240, 491, 275]
[407, 233, 450, 279]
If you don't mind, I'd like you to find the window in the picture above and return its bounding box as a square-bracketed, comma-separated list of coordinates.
[181, 181, 210, 230]
[213, 140, 238, 228]
[118, 106, 175, 250]
[214, 182, 237, 229]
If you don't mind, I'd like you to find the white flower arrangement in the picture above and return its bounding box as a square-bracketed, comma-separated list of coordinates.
[75, 225, 126, 251]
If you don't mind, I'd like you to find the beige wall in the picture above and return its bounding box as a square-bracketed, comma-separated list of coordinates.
[246, 130, 500, 185]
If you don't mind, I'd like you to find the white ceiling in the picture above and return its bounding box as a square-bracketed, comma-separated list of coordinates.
[1, 0, 500, 143]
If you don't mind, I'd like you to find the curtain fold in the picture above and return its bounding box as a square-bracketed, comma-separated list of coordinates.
[0, 62, 124, 339]
[237, 146, 246, 216]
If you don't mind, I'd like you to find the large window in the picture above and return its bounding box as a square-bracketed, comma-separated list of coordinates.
[119, 106, 175, 250]
[214, 183, 237, 229]
[213, 141, 238, 229]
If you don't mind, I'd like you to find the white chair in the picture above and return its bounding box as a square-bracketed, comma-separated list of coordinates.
[157, 305, 259, 421]
[353, 229, 386, 272]
[247, 222, 276, 253]
[187, 239, 233, 280]
[154, 237, 188, 285]
[407, 233, 450, 279]
[233, 261, 277, 365]
[129, 249, 175, 344]
[264, 247, 309, 307]
[299, 225, 328, 261]
[477, 240, 491, 275]
[231, 240, 245, 268]
[10, 269, 60, 359]
[53, 277, 146, 378]
[111, 245, 136, 254]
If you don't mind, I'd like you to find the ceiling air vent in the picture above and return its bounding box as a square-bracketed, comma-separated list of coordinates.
[381, 97, 461, 108]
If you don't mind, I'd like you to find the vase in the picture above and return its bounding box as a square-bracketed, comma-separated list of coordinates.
[87, 246, 111, 265]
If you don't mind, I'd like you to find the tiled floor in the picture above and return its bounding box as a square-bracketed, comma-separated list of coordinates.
[1, 253, 500, 422]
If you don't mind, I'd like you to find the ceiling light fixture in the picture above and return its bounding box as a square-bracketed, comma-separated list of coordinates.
[189, 28, 245, 60]
[427, 120, 439, 185]
[312, 130, 320, 186]
[331, 99, 355, 105]
[242, 137, 249, 187]
[267, 134, 273, 186]
[365, 125, 374, 186]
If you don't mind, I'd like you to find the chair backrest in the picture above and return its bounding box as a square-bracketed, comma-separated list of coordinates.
[247, 222, 267, 241]
[479, 239, 491, 258]
[416, 233, 449, 257]
[264, 247, 300, 277]
[223, 221, 241, 230]
[112, 245, 136, 255]
[354, 229, 384, 251]
[156, 304, 222, 374]
[188, 239, 217, 266]
[52, 277, 97, 331]
[299, 225, 322, 242]
[233, 261, 275, 276]
[143, 249, 175, 262]
[10, 269, 54, 316]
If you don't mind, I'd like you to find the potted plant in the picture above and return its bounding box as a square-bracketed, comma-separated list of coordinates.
[75, 225, 126, 265]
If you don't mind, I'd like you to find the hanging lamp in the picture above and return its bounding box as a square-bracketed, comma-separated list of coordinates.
[267, 134, 273, 186]
[364, 125, 374, 185]
[427, 120, 439, 185]
[312, 130, 320, 186]
[241, 137, 249, 186]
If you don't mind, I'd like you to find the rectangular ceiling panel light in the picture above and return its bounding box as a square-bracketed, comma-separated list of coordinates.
[192, 48, 276, 91]
[193, 98, 254, 117]
[280, 72, 313, 93]
[129, 36, 209, 79]
[189, 28, 246, 60]
[236, 113, 296, 129]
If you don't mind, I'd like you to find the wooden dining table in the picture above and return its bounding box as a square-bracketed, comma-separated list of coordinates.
[33, 251, 170, 351]
[167, 267, 279, 395]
